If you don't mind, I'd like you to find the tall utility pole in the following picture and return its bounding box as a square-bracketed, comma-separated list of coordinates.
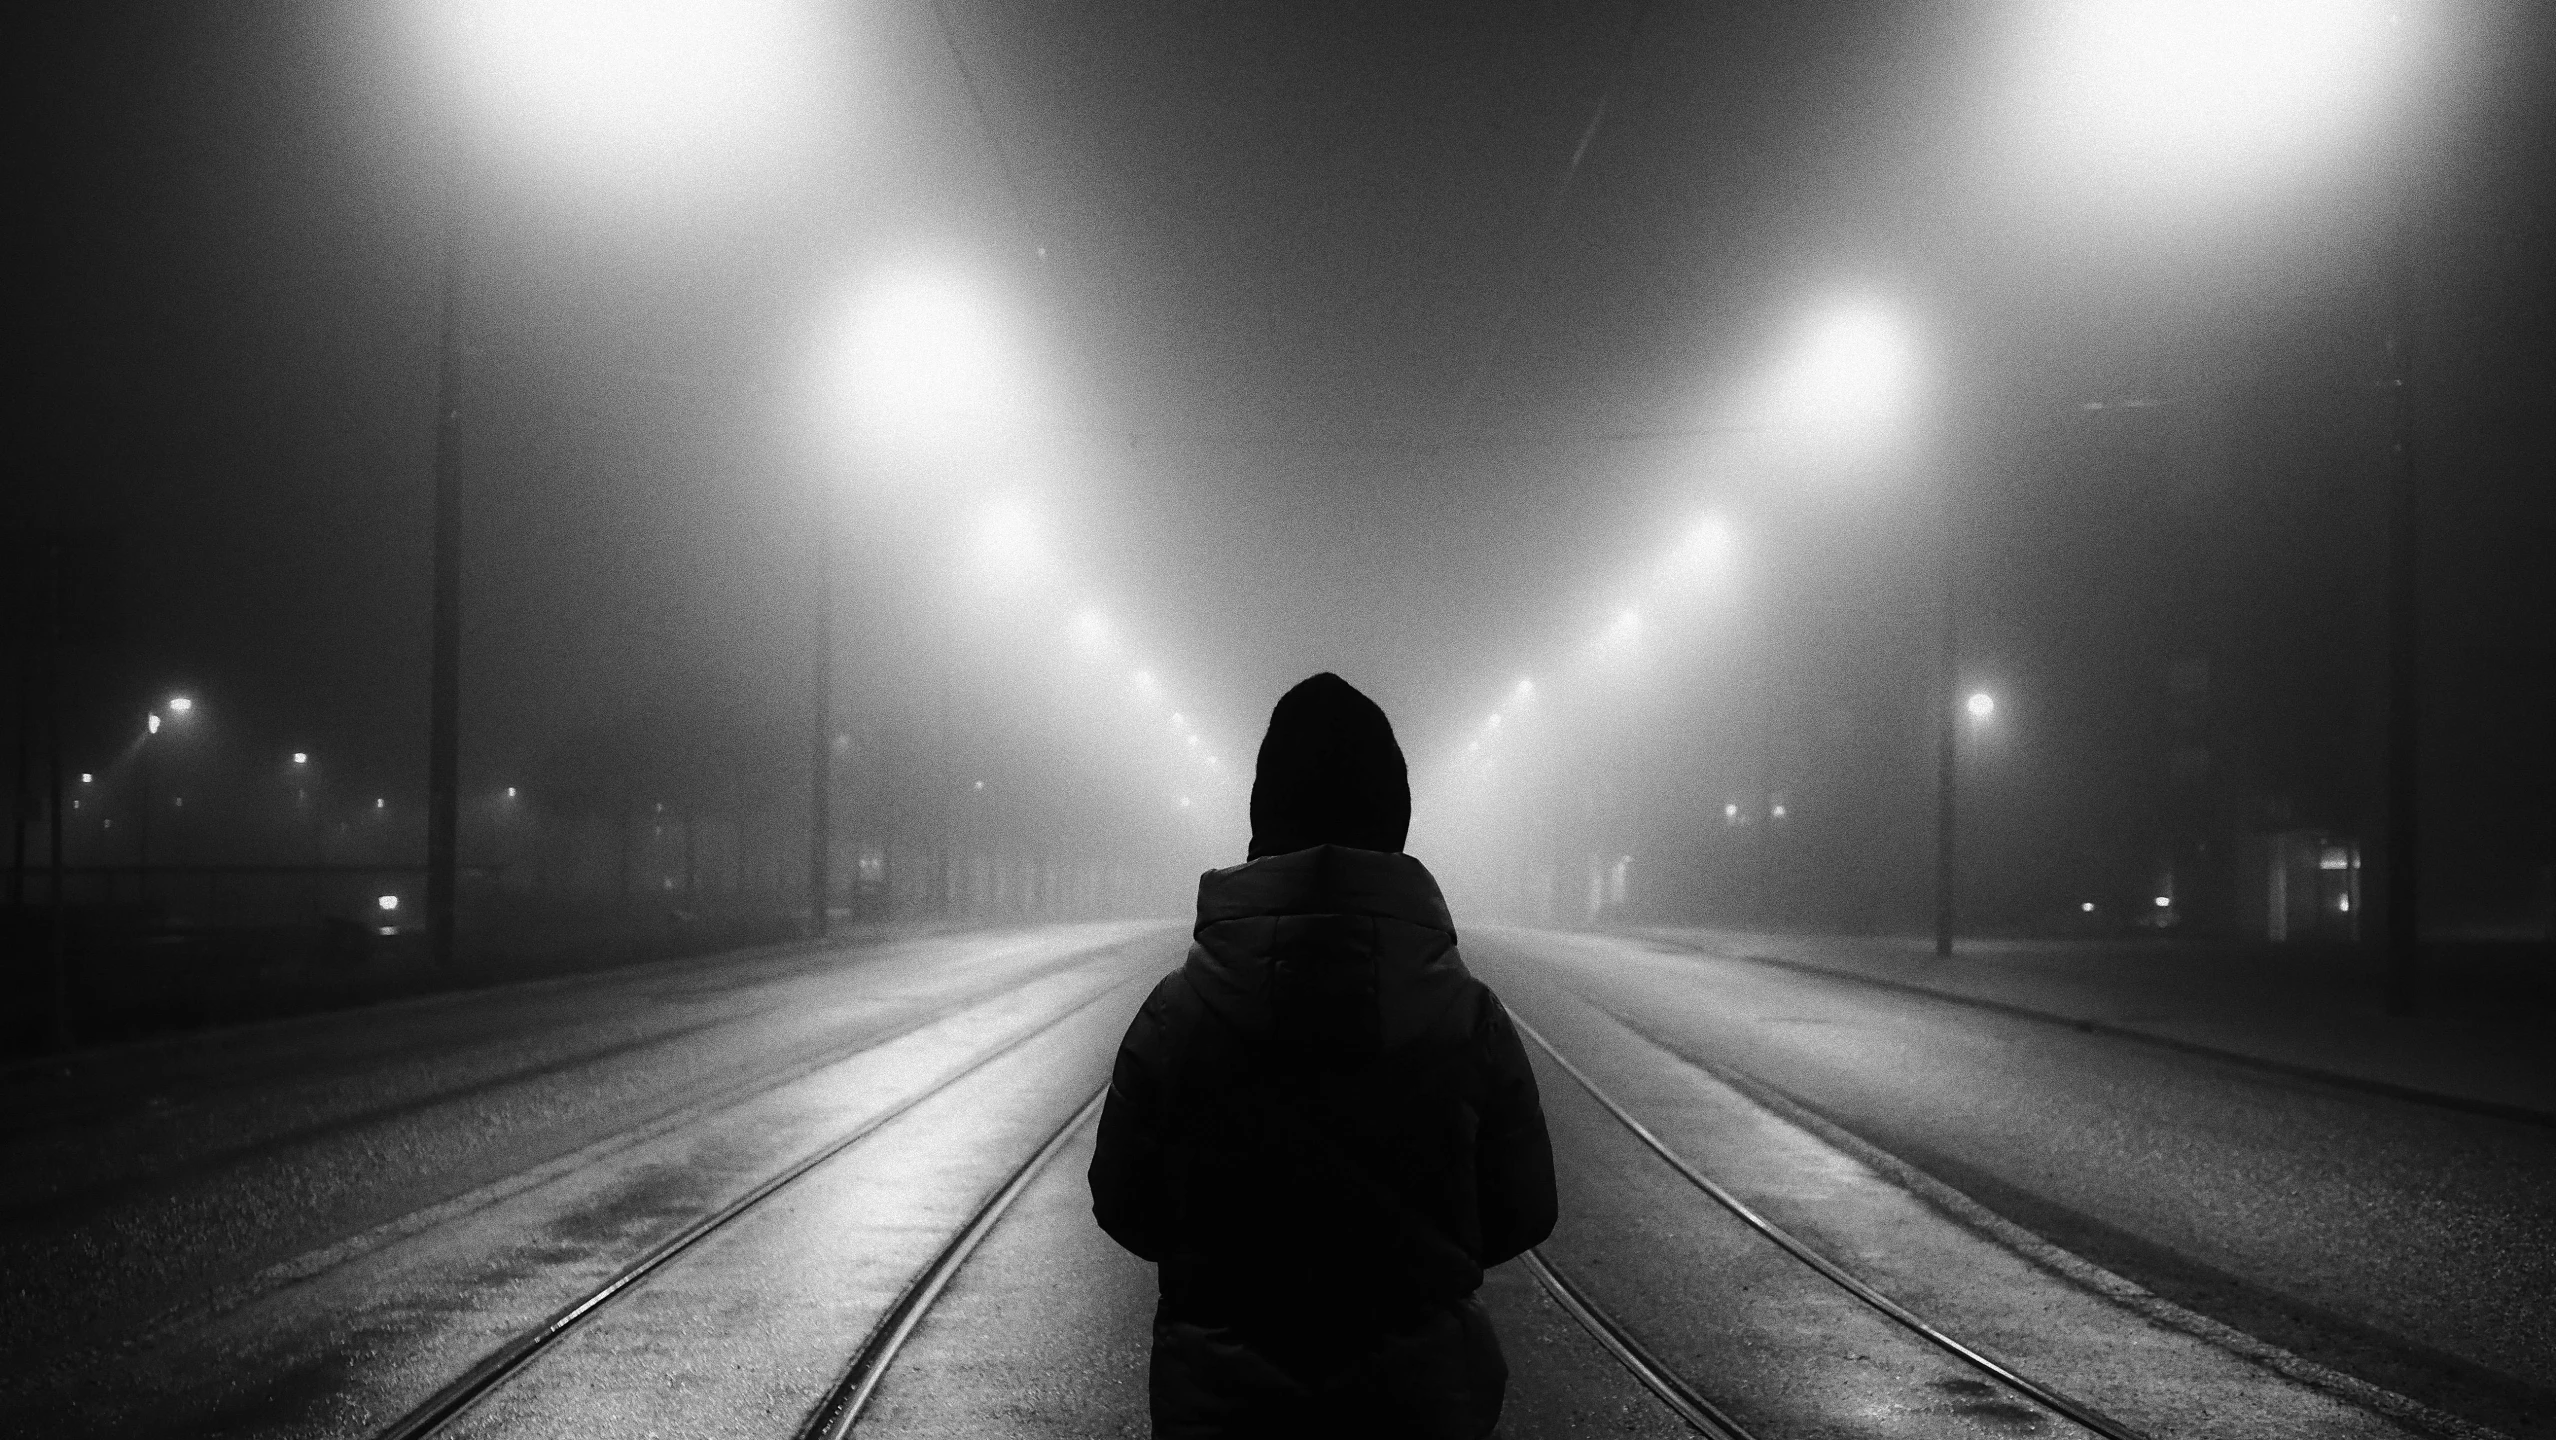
[1933, 461, 1961, 959]
[2380, 222, 2421, 1015]
[425, 195, 465, 971]
[809, 511, 833, 938]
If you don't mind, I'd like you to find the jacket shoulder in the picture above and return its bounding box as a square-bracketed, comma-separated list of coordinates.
[1119, 964, 1207, 1066]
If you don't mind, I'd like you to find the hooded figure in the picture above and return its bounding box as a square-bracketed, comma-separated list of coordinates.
[1090, 673, 1557, 1440]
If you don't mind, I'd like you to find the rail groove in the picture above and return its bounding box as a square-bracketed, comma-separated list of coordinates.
[1513, 1014, 2142, 1440]
[1523, 1248, 1754, 1439]
[799, 1086, 1108, 1438]
[372, 982, 1129, 1440]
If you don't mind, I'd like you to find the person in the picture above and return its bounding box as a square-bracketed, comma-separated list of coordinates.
[1089, 672, 1558, 1439]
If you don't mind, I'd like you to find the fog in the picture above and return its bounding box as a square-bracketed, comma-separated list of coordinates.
[14, 0, 2552, 974]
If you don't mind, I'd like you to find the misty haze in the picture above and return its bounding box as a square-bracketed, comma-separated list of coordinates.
[8, 2, 2551, 1438]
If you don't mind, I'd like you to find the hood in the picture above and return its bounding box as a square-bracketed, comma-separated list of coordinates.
[1183, 845, 1470, 1054]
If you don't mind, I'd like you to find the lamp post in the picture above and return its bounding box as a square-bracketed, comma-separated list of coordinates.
[432, 1, 836, 961]
[806, 265, 1032, 939]
[1746, 303, 1956, 951]
[136, 696, 192, 905]
[137, 711, 159, 901]
[2004, 0, 2421, 998]
[426, 191, 465, 970]
[809, 496, 835, 937]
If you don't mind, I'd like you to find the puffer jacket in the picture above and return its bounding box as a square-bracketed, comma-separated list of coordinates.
[1089, 845, 1557, 1440]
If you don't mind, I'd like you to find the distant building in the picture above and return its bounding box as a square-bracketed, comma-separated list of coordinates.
[2237, 830, 2361, 943]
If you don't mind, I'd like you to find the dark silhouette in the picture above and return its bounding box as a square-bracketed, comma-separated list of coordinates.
[1090, 673, 1558, 1439]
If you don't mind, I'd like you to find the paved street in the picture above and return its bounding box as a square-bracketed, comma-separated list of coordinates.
[3, 924, 2542, 1437]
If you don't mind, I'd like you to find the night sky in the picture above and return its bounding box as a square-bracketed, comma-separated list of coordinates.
[16, 0, 2554, 927]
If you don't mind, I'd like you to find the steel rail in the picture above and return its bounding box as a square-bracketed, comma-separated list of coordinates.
[372, 982, 1133, 1440]
[799, 1086, 1108, 1439]
[1522, 1248, 1754, 1439]
[1512, 1015, 2143, 1440]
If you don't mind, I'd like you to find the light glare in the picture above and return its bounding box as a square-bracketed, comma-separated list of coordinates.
[1761, 304, 1920, 442]
[2008, 0, 2402, 196]
[818, 265, 1039, 468]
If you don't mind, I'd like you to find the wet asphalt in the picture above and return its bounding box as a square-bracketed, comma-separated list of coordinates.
[2, 922, 2541, 1437]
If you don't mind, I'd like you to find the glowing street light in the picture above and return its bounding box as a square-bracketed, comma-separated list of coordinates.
[1069, 608, 1114, 654]
[378, 894, 400, 913]
[444, 0, 850, 201]
[965, 496, 1052, 590]
[803, 266, 1035, 940]
[1966, 691, 1996, 720]
[135, 695, 198, 890]
[814, 264, 1041, 470]
[430, 6, 865, 969]
[2002, 0, 2406, 204]
[2004, 2, 2427, 1006]
[1756, 303, 1922, 455]
[1594, 609, 1642, 658]
[292, 752, 309, 765]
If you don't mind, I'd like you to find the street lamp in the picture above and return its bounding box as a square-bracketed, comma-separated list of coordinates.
[1736, 303, 1952, 947]
[2002, 0, 2403, 204]
[805, 265, 1030, 937]
[424, 6, 859, 969]
[1758, 303, 1921, 456]
[135, 695, 195, 900]
[1967, 691, 1995, 720]
[2000, 0, 2424, 1004]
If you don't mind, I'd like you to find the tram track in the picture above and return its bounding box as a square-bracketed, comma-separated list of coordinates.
[797, 1087, 1108, 1439]
[1514, 1013, 2145, 1440]
[109, 933, 1164, 1364]
[369, 951, 2154, 1440]
[370, 977, 1137, 1440]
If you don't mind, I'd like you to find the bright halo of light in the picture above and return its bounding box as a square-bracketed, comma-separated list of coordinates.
[813, 263, 1040, 468]
[447, 0, 846, 194]
[1761, 303, 1920, 441]
[1068, 608, 1113, 654]
[2002, 0, 2405, 198]
[967, 496, 1050, 587]
[1967, 691, 1996, 719]
[1593, 608, 1643, 658]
